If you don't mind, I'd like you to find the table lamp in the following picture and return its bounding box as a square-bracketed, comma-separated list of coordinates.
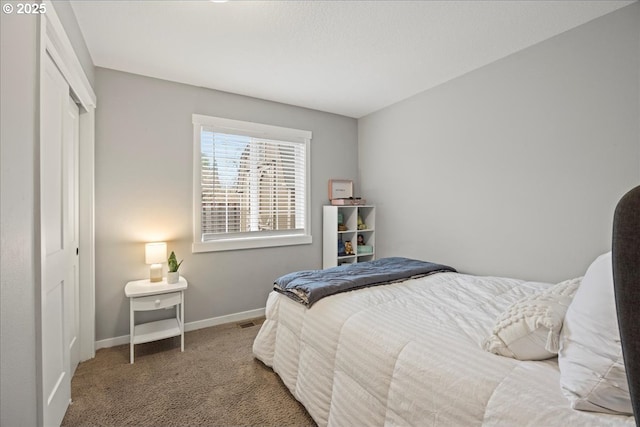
[145, 242, 167, 282]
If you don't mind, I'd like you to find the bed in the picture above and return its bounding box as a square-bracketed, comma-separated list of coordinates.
[253, 188, 639, 426]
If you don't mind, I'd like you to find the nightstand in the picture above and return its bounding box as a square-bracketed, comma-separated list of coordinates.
[124, 276, 188, 364]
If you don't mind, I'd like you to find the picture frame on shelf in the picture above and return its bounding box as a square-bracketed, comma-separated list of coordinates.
[329, 179, 353, 201]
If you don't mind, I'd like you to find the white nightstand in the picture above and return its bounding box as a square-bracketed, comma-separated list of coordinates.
[124, 276, 188, 364]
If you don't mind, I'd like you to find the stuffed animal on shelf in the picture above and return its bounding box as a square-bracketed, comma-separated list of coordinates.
[344, 241, 354, 255]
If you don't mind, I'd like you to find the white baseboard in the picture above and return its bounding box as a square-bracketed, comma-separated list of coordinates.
[183, 307, 265, 332]
[96, 334, 130, 349]
[94, 307, 266, 350]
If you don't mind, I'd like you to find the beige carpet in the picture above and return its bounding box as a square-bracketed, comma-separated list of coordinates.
[62, 319, 316, 427]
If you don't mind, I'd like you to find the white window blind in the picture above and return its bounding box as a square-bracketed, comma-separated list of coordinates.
[193, 115, 312, 252]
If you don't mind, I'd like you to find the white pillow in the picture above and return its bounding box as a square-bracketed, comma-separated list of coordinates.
[558, 252, 632, 415]
[483, 277, 581, 361]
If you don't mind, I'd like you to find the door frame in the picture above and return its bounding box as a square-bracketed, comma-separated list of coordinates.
[37, 2, 96, 423]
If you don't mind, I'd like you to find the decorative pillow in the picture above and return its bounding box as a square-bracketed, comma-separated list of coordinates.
[558, 252, 632, 414]
[483, 277, 581, 361]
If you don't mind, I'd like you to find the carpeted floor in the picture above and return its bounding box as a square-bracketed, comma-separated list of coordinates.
[62, 318, 316, 427]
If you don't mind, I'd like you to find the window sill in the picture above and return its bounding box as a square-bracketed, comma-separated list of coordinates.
[192, 234, 312, 253]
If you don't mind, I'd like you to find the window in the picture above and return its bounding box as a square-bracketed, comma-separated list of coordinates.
[192, 114, 312, 252]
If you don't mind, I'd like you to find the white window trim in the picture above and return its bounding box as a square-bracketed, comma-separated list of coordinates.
[192, 114, 312, 253]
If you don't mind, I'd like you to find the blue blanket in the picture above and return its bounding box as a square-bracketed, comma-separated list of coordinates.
[274, 257, 456, 307]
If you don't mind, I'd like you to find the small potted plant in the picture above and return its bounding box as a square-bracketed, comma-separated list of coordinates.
[167, 251, 183, 284]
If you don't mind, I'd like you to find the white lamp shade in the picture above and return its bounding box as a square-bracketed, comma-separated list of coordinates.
[145, 242, 167, 265]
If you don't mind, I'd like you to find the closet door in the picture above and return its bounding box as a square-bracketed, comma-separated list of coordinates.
[65, 97, 80, 376]
[41, 52, 73, 427]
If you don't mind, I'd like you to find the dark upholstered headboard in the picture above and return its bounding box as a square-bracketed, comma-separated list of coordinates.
[612, 185, 640, 424]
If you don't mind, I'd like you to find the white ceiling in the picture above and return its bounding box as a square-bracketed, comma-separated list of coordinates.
[71, 0, 634, 118]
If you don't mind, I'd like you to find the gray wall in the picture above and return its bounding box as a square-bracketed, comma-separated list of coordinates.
[94, 68, 358, 341]
[358, 3, 640, 283]
[0, 12, 40, 427]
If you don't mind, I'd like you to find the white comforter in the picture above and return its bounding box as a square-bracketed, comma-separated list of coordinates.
[253, 272, 634, 426]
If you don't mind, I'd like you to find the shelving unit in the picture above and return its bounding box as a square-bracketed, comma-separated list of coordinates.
[323, 205, 375, 269]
